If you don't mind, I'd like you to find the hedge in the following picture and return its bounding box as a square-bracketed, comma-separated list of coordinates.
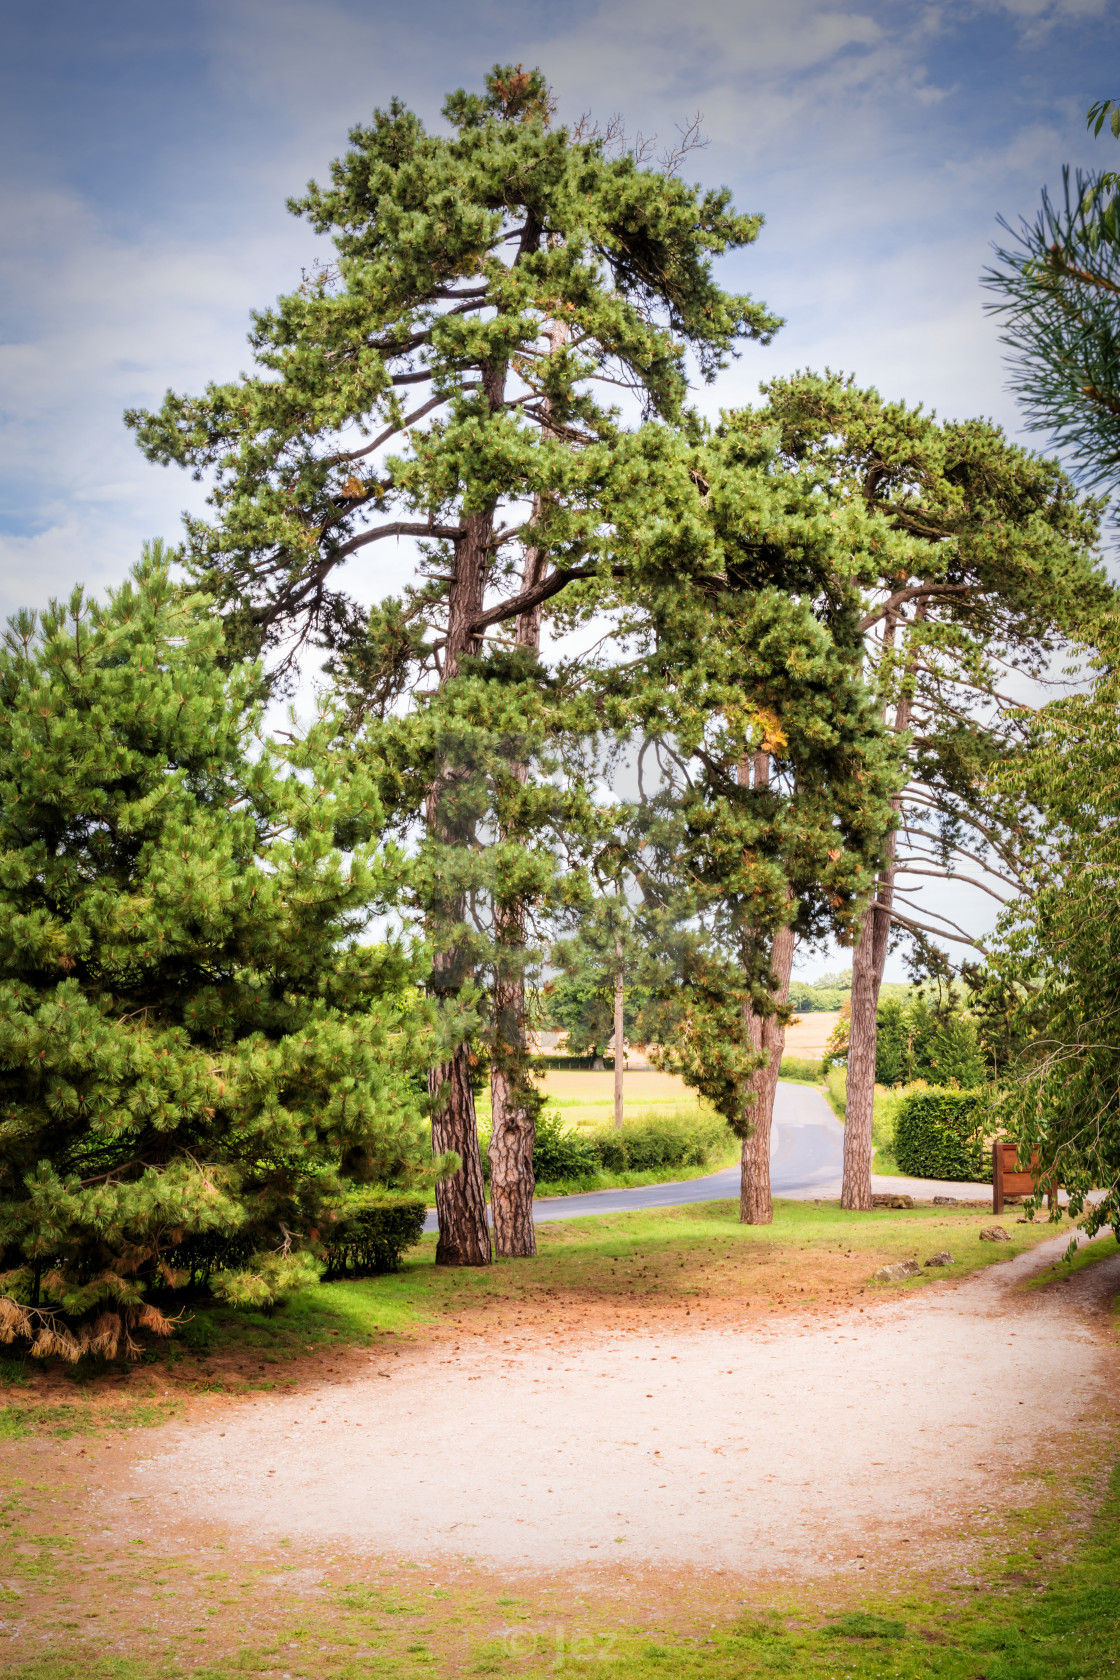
[893, 1089, 991, 1182]
[531, 1110, 732, 1186]
[320, 1194, 427, 1279]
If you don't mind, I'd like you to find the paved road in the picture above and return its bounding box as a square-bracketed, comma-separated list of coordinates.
[423, 1082, 878, 1234]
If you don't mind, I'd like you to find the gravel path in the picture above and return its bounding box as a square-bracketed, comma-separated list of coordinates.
[109, 1232, 1120, 1580]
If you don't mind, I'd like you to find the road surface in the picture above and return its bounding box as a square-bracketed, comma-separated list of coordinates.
[422, 1081, 991, 1232]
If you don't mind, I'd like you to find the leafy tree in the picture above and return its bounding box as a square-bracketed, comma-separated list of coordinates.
[983, 98, 1120, 492]
[874, 993, 987, 1088]
[740, 372, 1108, 1210]
[988, 617, 1120, 1240]
[126, 64, 780, 1266]
[0, 553, 441, 1357]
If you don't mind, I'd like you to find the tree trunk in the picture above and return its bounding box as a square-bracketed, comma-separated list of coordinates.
[489, 891, 537, 1259]
[430, 1043, 491, 1266]
[739, 921, 796, 1225]
[426, 367, 507, 1267]
[486, 317, 570, 1257]
[841, 641, 915, 1210]
[613, 934, 625, 1130]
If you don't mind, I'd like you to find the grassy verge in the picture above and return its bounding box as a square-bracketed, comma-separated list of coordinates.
[534, 1141, 740, 1197]
[0, 1199, 1072, 1415]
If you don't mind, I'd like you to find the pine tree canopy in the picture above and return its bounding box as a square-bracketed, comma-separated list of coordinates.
[0, 550, 443, 1342]
[124, 63, 780, 683]
[984, 131, 1120, 491]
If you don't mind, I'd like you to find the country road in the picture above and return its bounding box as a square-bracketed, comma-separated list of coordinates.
[423, 1080, 992, 1234]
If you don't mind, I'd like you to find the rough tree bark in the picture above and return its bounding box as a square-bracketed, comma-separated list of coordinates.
[613, 933, 625, 1130]
[739, 921, 796, 1225]
[487, 316, 570, 1258]
[428, 365, 508, 1267]
[737, 749, 797, 1225]
[486, 578, 542, 1259]
[841, 607, 917, 1211]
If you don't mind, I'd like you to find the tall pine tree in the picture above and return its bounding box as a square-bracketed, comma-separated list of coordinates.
[126, 65, 780, 1264]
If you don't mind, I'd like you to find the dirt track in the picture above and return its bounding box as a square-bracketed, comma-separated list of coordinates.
[102, 1233, 1120, 1583]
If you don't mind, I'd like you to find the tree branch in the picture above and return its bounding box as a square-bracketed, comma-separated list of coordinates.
[858, 583, 973, 633]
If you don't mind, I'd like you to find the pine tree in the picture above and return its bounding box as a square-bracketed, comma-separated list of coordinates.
[0, 552, 440, 1356]
[586, 416, 900, 1223]
[740, 373, 1108, 1209]
[983, 99, 1120, 492]
[125, 65, 780, 1264]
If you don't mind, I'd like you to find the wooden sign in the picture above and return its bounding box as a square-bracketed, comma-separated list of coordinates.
[992, 1140, 1055, 1215]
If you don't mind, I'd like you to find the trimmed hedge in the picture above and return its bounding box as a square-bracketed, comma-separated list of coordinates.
[893, 1089, 991, 1182]
[320, 1194, 427, 1279]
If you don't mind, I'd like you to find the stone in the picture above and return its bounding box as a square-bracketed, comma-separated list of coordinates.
[871, 1194, 915, 1209]
[871, 1259, 922, 1282]
[979, 1224, 1011, 1242]
[924, 1251, 954, 1267]
[932, 1195, 958, 1206]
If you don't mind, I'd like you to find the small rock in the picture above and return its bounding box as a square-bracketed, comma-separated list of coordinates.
[932, 1195, 958, 1206]
[872, 1259, 922, 1282]
[871, 1194, 915, 1209]
[979, 1224, 1011, 1242]
[924, 1251, 954, 1267]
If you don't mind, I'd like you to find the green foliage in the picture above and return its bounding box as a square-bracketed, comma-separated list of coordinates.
[125, 66, 779, 675]
[989, 616, 1120, 1236]
[531, 1111, 602, 1183]
[893, 1089, 991, 1182]
[320, 1193, 427, 1279]
[778, 1056, 825, 1083]
[985, 95, 1120, 492]
[875, 995, 988, 1087]
[531, 1109, 731, 1187]
[0, 553, 443, 1333]
[592, 1112, 730, 1174]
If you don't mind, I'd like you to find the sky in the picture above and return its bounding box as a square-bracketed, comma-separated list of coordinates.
[1, 0, 1117, 979]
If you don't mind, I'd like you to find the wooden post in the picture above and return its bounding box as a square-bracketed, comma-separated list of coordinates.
[992, 1138, 1003, 1216]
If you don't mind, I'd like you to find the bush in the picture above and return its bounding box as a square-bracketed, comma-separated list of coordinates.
[0, 555, 437, 1335]
[779, 1055, 825, 1083]
[320, 1194, 427, 1279]
[532, 1110, 733, 1187]
[532, 1112, 602, 1182]
[893, 1089, 991, 1182]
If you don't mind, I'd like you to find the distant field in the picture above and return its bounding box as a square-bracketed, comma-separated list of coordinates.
[783, 1010, 841, 1057]
[532, 1067, 712, 1131]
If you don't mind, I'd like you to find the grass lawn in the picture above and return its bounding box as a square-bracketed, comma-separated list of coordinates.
[0, 1199, 1072, 1430]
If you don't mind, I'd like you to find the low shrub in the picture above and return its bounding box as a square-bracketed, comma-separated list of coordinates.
[593, 1112, 729, 1173]
[893, 1088, 991, 1182]
[779, 1055, 826, 1083]
[320, 1193, 428, 1279]
[532, 1111, 602, 1182]
[825, 1063, 847, 1119]
[533, 1110, 733, 1187]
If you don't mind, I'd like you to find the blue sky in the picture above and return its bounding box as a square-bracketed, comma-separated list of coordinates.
[1, 0, 1116, 975]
